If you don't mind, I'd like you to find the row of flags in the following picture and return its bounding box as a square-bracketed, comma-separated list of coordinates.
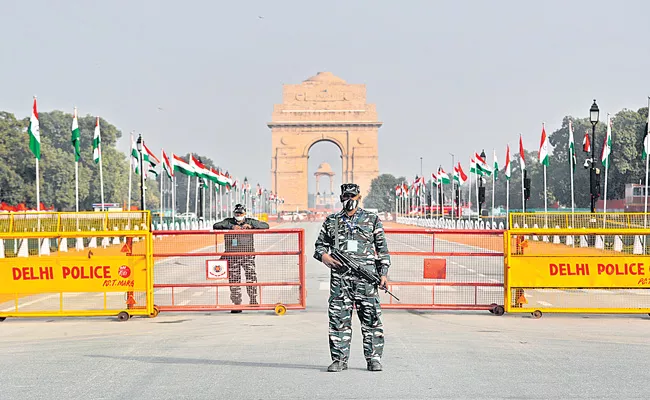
[127, 134, 284, 202]
[395, 118, 629, 198]
[25, 97, 285, 207]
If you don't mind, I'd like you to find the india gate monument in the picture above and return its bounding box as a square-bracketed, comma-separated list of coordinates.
[268, 72, 382, 211]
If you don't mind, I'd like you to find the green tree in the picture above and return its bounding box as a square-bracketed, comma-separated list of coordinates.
[0, 112, 32, 205]
[364, 174, 406, 212]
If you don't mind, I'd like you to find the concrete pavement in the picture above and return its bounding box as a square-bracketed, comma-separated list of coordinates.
[1, 222, 649, 399]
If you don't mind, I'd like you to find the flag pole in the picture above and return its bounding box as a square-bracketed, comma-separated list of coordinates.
[185, 174, 191, 221]
[645, 97, 650, 242]
[99, 150, 105, 212]
[491, 149, 496, 223]
[93, 117, 105, 212]
[172, 174, 176, 228]
[603, 114, 610, 228]
[73, 107, 79, 213]
[467, 165, 476, 220]
[475, 171, 479, 222]
[128, 132, 134, 212]
[194, 176, 199, 217]
[542, 123, 548, 228]
[521, 169, 525, 214]
[425, 179, 433, 219]
[569, 121, 576, 227]
[142, 170, 147, 211]
[35, 158, 40, 212]
[75, 160, 79, 213]
[506, 179, 510, 224]
[160, 164, 164, 227]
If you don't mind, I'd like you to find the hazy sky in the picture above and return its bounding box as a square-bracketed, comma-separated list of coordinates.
[2, 0, 649, 193]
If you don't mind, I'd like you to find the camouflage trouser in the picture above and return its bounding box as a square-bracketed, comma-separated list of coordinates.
[328, 271, 384, 363]
[225, 255, 258, 305]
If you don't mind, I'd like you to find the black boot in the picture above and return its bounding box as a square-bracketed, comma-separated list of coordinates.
[327, 361, 348, 372]
[231, 310, 242, 314]
[367, 360, 382, 371]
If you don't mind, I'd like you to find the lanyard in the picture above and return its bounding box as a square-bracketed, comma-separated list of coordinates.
[341, 212, 359, 235]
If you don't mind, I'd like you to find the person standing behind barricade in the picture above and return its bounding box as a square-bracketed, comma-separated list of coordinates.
[314, 183, 391, 372]
[213, 204, 269, 313]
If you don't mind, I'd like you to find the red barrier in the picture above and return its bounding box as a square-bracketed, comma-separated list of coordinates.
[382, 229, 505, 314]
[152, 229, 305, 313]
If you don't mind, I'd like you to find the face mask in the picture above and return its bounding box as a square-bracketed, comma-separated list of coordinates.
[235, 216, 245, 222]
[342, 199, 358, 212]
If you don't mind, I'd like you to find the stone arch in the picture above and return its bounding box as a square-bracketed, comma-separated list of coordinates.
[268, 72, 382, 211]
[303, 138, 345, 158]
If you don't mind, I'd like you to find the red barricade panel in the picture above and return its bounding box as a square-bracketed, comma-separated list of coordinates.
[382, 229, 504, 310]
[152, 229, 305, 311]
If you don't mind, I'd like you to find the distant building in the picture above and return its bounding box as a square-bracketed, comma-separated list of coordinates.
[92, 203, 122, 212]
[595, 183, 650, 212]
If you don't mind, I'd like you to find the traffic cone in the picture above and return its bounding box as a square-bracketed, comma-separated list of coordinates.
[614, 235, 623, 252]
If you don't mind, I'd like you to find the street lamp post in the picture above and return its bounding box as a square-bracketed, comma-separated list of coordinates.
[136, 134, 145, 210]
[589, 100, 600, 213]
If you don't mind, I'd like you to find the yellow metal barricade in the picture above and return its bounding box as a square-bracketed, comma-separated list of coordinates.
[510, 212, 650, 230]
[505, 223, 650, 318]
[0, 211, 156, 321]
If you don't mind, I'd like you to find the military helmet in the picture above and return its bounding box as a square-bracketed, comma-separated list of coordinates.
[340, 183, 360, 196]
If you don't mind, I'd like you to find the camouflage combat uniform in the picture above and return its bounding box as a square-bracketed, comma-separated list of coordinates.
[314, 208, 391, 363]
[213, 217, 269, 305]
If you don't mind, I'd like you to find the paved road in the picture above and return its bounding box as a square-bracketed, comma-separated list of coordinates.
[1, 222, 649, 399]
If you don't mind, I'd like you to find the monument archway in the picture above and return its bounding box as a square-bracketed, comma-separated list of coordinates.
[268, 72, 382, 211]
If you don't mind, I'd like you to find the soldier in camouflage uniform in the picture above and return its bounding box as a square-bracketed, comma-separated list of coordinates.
[314, 183, 391, 372]
[213, 204, 269, 313]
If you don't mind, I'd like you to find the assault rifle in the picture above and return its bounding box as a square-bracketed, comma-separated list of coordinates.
[330, 248, 400, 301]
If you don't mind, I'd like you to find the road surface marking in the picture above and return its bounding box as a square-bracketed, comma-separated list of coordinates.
[1, 294, 59, 312]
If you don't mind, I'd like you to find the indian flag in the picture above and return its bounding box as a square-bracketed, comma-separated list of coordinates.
[431, 171, 439, 186]
[602, 114, 612, 168]
[454, 162, 468, 185]
[224, 171, 233, 186]
[214, 168, 228, 186]
[190, 155, 209, 180]
[28, 97, 40, 159]
[583, 131, 591, 153]
[493, 150, 499, 181]
[568, 120, 576, 170]
[504, 145, 511, 180]
[71, 107, 81, 162]
[130, 133, 140, 174]
[438, 168, 451, 184]
[470, 157, 481, 176]
[93, 117, 101, 164]
[474, 152, 491, 176]
[172, 154, 195, 176]
[539, 123, 549, 166]
[519, 135, 526, 171]
[143, 143, 160, 177]
[162, 149, 173, 179]
[205, 167, 219, 184]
